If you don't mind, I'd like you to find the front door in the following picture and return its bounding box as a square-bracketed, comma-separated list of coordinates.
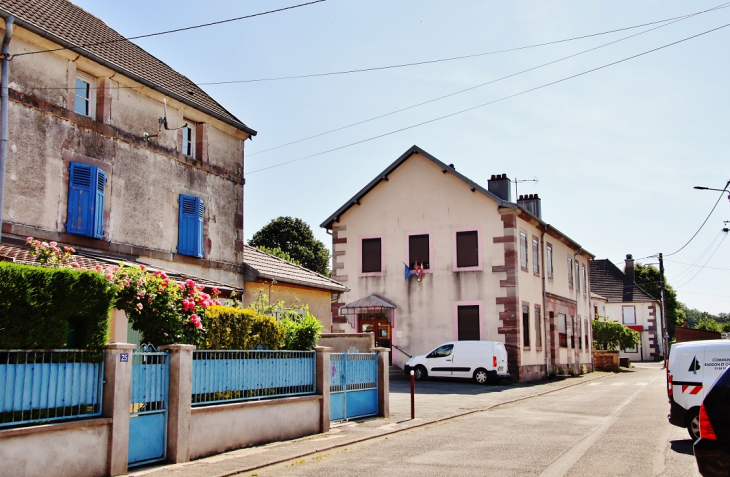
[359, 314, 392, 364]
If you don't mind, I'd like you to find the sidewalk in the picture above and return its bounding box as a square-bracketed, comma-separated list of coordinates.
[128, 371, 613, 477]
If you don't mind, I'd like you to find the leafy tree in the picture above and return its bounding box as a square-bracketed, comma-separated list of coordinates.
[255, 245, 303, 267]
[592, 318, 641, 351]
[682, 304, 720, 329]
[632, 263, 681, 340]
[249, 217, 330, 276]
[694, 317, 723, 333]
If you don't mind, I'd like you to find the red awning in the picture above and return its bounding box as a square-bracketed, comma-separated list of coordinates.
[626, 325, 644, 332]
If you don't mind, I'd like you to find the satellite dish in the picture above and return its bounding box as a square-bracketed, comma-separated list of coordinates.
[143, 98, 186, 141]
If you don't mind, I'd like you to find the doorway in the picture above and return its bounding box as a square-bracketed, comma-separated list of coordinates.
[359, 313, 392, 364]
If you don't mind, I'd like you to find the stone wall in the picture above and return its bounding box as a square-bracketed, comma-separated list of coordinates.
[593, 350, 620, 372]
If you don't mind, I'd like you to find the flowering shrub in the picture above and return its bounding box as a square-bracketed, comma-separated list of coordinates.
[25, 237, 79, 268]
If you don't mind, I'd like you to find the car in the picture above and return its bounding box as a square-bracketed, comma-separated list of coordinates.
[403, 340, 509, 384]
[694, 365, 730, 476]
[667, 340, 730, 440]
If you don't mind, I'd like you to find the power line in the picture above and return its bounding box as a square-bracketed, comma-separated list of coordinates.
[673, 232, 728, 288]
[248, 3, 730, 157]
[245, 21, 730, 175]
[665, 258, 730, 271]
[9, 1, 326, 58]
[678, 290, 730, 298]
[670, 231, 724, 283]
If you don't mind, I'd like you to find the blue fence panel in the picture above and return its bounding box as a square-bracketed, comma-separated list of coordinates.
[192, 350, 316, 406]
[128, 350, 169, 467]
[0, 350, 104, 428]
[330, 352, 378, 421]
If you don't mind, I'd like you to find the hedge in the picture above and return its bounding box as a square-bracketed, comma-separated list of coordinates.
[203, 306, 285, 350]
[0, 262, 115, 349]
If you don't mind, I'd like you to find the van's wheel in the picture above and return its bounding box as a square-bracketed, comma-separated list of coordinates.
[687, 408, 700, 441]
[413, 365, 428, 381]
[474, 368, 489, 384]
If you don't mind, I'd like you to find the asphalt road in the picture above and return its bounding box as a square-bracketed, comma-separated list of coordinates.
[249, 363, 699, 477]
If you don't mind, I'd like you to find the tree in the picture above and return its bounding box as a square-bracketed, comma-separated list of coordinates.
[632, 263, 682, 340]
[249, 217, 330, 276]
[255, 245, 303, 267]
[592, 318, 641, 351]
[694, 317, 723, 333]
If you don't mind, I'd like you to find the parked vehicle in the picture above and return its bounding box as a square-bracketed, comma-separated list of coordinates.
[667, 340, 730, 440]
[694, 366, 730, 476]
[404, 340, 509, 384]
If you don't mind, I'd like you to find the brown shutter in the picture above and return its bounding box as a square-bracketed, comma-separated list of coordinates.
[408, 234, 430, 269]
[456, 231, 478, 268]
[361, 238, 382, 273]
[457, 305, 480, 340]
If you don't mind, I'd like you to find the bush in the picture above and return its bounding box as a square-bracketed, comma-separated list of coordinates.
[0, 262, 115, 349]
[592, 317, 640, 351]
[282, 311, 323, 351]
[203, 306, 284, 350]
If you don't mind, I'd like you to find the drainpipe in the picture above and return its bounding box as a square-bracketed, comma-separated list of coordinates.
[541, 226, 549, 375]
[573, 247, 583, 369]
[0, 16, 13, 243]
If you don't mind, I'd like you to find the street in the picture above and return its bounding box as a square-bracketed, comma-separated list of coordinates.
[248, 364, 698, 476]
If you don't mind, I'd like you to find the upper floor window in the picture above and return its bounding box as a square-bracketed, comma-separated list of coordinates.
[575, 261, 580, 292]
[520, 232, 528, 270]
[74, 71, 96, 119]
[559, 313, 567, 348]
[66, 162, 106, 239]
[360, 236, 383, 275]
[577, 317, 582, 349]
[178, 194, 205, 258]
[407, 233, 431, 269]
[584, 318, 589, 350]
[582, 265, 587, 295]
[622, 306, 636, 325]
[546, 244, 553, 279]
[568, 257, 574, 288]
[535, 306, 542, 348]
[532, 237, 539, 274]
[454, 229, 481, 271]
[182, 123, 195, 158]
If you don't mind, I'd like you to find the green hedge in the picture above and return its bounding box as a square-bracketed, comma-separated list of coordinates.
[203, 306, 285, 350]
[0, 262, 115, 349]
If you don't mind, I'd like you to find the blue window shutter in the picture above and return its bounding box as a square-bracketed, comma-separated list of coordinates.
[178, 195, 204, 258]
[66, 162, 95, 237]
[92, 168, 106, 239]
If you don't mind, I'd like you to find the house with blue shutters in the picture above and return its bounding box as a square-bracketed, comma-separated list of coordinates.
[0, 0, 256, 291]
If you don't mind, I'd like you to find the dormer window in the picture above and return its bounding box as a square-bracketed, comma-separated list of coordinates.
[74, 71, 96, 119]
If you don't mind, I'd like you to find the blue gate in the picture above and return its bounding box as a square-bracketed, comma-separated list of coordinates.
[128, 347, 169, 467]
[330, 352, 378, 421]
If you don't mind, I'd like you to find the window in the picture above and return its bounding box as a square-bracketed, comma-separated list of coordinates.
[178, 194, 205, 258]
[361, 237, 383, 274]
[559, 313, 567, 348]
[547, 244, 553, 279]
[520, 232, 528, 270]
[577, 317, 582, 350]
[522, 305, 530, 347]
[584, 318, 589, 350]
[570, 315, 575, 348]
[455, 230, 480, 269]
[575, 261, 580, 292]
[73, 71, 95, 118]
[427, 344, 454, 358]
[407, 233, 430, 269]
[66, 162, 106, 239]
[535, 306, 542, 348]
[532, 237, 539, 274]
[622, 306, 636, 324]
[457, 305, 480, 341]
[582, 265, 587, 295]
[624, 344, 638, 353]
[568, 257, 573, 288]
[182, 123, 195, 158]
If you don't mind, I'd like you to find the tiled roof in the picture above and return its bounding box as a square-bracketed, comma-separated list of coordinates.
[0, 0, 255, 135]
[0, 243, 238, 294]
[339, 294, 396, 315]
[243, 245, 348, 293]
[589, 259, 657, 304]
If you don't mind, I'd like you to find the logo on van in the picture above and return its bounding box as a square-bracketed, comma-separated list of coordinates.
[688, 356, 701, 374]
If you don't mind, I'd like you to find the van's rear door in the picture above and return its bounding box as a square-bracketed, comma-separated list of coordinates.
[495, 343, 509, 376]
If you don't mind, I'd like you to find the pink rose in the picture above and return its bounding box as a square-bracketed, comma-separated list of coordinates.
[49, 241, 57, 247]
[26, 237, 33, 242]
[212, 288, 220, 295]
[189, 314, 201, 329]
[139, 265, 146, 271]
[214, 299, 221, 306]
[136, 303, 143, 310]
[106, 273, 113, 280]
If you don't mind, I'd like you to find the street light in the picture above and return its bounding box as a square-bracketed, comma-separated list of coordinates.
[694, 181, 730, 202]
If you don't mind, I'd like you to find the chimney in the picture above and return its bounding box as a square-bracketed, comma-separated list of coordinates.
[517, 194, 542, 219]
[487, 173, 511, 201]
[625, 254, 635, 282]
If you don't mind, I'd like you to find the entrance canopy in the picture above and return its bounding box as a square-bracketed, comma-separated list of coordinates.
[339, 294, 396, 315]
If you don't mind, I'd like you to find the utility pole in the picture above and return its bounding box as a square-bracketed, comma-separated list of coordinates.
[658, 252, 668, 361]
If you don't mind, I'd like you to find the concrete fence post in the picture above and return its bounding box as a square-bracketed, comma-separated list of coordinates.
[371, 347, 390, 418]
[161, 344, 195, 464]
[315, 346, 332, 433]
[103, 343, 136, 476]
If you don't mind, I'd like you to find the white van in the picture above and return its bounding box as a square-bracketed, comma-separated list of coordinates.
[667, 340, 730, 440]
[404, 341, 509, 384]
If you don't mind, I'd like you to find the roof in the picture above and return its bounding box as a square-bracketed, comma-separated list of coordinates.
[243, 245, 348, 293]
[589, 259, 658, 304]
[320, 145, 592, 256]
[339, 294, 396, 315]
[0, 0, 256, 136]
[0, 242, 238, 294]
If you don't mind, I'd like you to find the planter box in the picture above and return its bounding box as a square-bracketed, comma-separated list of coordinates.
[593, 350, 620, 372]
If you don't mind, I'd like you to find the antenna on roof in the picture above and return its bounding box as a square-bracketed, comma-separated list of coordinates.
[514, 177, 538, 200]
[143, 98, 188, 141]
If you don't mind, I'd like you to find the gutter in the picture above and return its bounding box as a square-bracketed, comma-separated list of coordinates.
[0, 9, 257, 137]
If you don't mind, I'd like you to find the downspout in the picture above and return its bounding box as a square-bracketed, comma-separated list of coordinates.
[0, 16, 13, 243]
[573, 247, 583, 369]
[541, 226, 549, 375]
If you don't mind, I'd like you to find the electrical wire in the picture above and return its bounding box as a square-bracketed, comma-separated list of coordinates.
[248, 2, 730, 157]
[670, 231, 724, 283]
[665, 259, 730, 271]
[678, 290, 730, 298]
[9, 1, 326, 58]
[245, 21, 730, 175]
[673, 232, 728, 289]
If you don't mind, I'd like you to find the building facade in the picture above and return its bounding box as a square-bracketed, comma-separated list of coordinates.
[321, 146, 594, 381]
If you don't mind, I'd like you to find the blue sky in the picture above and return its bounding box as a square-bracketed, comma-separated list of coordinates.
[71, 0, 730, 315]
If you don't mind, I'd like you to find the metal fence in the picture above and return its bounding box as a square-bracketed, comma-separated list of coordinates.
[0, 350, 104, 428]
[191, 350, 316, 406]
[330, 352, 378, 421]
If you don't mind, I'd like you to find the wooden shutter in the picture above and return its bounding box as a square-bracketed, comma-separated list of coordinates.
[456, 231, 478, 268]
[361, 238, 381, 273]
[66, 162, 95, 237]
[178, 195, 204, 258]
[92, 168, 106, 239]
[457, 305, 480, 340]
[408, 234, 429, 268]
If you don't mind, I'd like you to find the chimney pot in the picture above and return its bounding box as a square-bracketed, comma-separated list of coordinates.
[487, 174, 512, 201]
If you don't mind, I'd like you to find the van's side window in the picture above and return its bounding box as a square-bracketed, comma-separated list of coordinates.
[427, 344, 454, 358]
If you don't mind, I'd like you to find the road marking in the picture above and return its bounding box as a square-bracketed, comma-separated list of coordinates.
[610, 382, 625, 386]
[539, 375, 658, 477]
[635, 382, 648, 386]
[587, 382, 601, 386]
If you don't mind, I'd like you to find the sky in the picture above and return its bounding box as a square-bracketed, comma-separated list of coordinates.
[70, 0, 730, 315]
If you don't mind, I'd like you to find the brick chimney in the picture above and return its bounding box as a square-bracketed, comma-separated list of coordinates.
[625, 254, 635, 282]
[487, 174, 511, 201]
[517, 194, 542, 219]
